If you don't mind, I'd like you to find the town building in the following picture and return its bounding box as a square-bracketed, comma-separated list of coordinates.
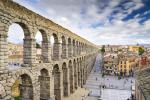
[8, 42, 23, 56]
[103, 53, 118, 75]
[8, 42, 23, 66]
[118, 54, 138, 76]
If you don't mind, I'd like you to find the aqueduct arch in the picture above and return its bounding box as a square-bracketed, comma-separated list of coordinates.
[73, 59, 78, 89]
[0, 0, 98, 100]
[61, 36, 67, 59]
[53, 64, 61, 100]
[35, 29, 50, 63]
[51, 33, 60, 60]
[62, 62, 69, 97]
[69, 60, 74, 93]
[11, 74, 34, 100]
[68, 38, 73, 57]
[20, 74, 33, 100]
[39, 68, 50, 100]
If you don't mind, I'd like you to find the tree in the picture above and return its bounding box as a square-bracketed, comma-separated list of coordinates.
[102, 73, 105, 77]
[36, 42, 41, 48]
[118, 75, 121, 80]
[101, 45, 105, 54]
[138, 47, 144, 56]
[118, 49, 122, 52]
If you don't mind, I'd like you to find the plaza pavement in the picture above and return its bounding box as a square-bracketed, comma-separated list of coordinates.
[84, 54, 135, 100]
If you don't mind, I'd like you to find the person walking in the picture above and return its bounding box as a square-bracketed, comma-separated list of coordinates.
[96, 77, 97, 81]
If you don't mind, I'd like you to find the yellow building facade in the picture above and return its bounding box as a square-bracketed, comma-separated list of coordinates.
[118, 57, 137, 75]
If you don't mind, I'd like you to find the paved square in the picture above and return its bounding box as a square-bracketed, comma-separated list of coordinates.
[84, 54, 135, 100]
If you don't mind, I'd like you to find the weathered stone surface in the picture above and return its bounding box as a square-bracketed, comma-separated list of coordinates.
[0, 0, 98, 100]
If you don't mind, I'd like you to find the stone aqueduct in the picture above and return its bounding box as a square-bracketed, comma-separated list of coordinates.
[0, 0, 98, 100]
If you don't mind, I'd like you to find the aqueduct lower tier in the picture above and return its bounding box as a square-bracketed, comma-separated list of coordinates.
[0, 0, 98, 100]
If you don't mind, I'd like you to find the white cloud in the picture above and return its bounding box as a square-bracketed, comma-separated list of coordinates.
[10, 0, 149, 45]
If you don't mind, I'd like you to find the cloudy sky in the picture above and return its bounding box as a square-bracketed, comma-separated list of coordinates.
[9, 0, 150, 45]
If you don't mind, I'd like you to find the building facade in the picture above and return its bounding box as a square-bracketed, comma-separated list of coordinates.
[118, 54, 137, 76]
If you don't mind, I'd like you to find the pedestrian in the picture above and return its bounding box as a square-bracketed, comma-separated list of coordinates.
[88, 93, 89, 96]
[96, 77, 97, 81]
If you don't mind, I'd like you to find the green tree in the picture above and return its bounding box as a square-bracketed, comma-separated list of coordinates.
[138, 47, 144, 56]
[118, 75, 121, 80]
[118, 49, 122, 52]
[14, 96, 20, 100]
[102, 72, 105, 77]
[36, 42, 41, 48]
[101, 45, 105, 54]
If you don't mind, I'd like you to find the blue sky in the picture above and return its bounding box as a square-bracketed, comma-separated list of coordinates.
[9, 0, 150, 45]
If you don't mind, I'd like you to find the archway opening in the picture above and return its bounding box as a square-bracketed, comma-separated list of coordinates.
[69, 60, 74, 93]
[62, 62, 69, 96]
[79, 42, 81, 55]
[50, 33, 59, 60]
[73, 40, 76, 56]
[7, 23, 26, 70]
[11, 74, 33, 100]
[76, 41, 79, 55]
[39, 68, 50, 100]
[61, 36, 67, 59]
[77, 59, 81, 87]
[73, 60, 78, 89]
[35, 31, 42, 63]
[53, 64, 61, 100]
[68, 38, 72, 57]
[80, 58, 83, 87]
[35, 30, 49, 63]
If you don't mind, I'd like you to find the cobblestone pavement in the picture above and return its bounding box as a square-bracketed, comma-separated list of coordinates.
[84, 54, 135, 100]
